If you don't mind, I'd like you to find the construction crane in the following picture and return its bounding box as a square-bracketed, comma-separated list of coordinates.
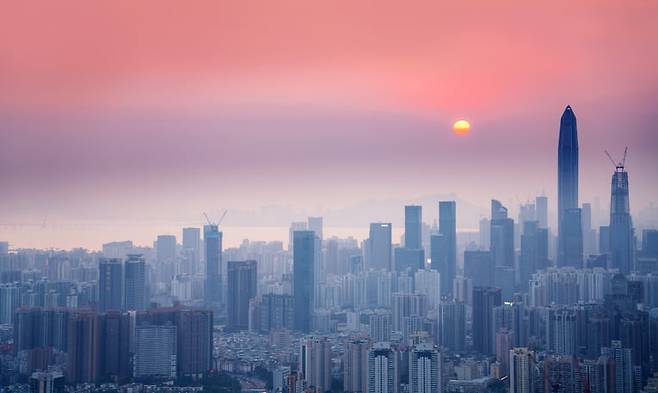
[605, 146, 628, 172]
[203, 210, 228, 227]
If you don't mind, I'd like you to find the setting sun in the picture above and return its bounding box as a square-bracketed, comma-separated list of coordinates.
[453, 119, 471, 136]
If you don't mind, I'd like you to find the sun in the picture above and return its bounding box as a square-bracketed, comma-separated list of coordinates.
[453, 119, 471, 136]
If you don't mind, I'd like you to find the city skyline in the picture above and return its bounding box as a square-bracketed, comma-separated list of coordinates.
[1, 3, 658, 392]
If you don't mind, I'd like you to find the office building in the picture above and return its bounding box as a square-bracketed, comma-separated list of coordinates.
[518, 221, 548, 290]
[395, 247, 425, 273]
[369, 223, 392, 271]
[557, 105, 579, 268]
[124, 254, 146, 311]
[559, 208, 583, 268]
[609, 163, 634, 274]
[463, 251, 493, 288]
[438, 301, 465, 352]
[437, 202, 456, 297]
[182, 227, 201, 273]
[308, 216, 323, 240]
[204, 224, 222, 307]
[582, 203, 597, 256]
[227, 260, 258, 331]
[293, 231, 316, 333]
[472, 287, 501, 355]
[536, 196, 548, 229]
[98, 258, 123, 312]
[405, 205, 423, 249]
[490, 200, 514, 268]
[156, 235, 177, 264]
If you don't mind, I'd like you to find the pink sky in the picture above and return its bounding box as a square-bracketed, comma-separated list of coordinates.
[1, 1, 657, 249]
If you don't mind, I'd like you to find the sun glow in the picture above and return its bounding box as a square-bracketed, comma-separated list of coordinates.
[453, 119, 471, 136]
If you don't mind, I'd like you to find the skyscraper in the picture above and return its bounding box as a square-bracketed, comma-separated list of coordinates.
[438, 201, 456, 297]
[463, 250, 494, 288]
[472, 287, 501, 355]
[396, 206, 425, 273]
[438, 301, 466, 352]
[490, 200, 514, 267]
[156, 235, 177, 264]
[308, 216, 324, 240]
[560, 208, 583, 268]
[609, 163, 634, 274]
[288, 221, 308, 252]
[182, 227, 201, 273]
[98, 258, 123, 312]
[509, 348, 534, 393]
[124, 254, 146, 311]
[293, 231, 315, 332]
[227, 260, 258, 331]
[203, 224, 222, 308]
[405, 205, 422, 249]
[535, 196, 548, 229]
[557, 105, 580, 267]
[369, 223, 392, 271]
[518, 221, 548, 290]
[409, 343, 441, 393]
[430, 233, 446, 276]
[581, 203, 596, 256]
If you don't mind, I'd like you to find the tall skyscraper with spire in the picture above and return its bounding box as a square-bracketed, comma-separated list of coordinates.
[609, 157, 634, 274]
[557, 105, 582, 267]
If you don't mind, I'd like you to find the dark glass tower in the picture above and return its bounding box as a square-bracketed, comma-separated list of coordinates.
[558, 105, 582, 267]
[204, 224, 222, 309]
[124, 254, 146, 311]
[227, 260, 258, 331]
[472, 286, 501, 355]
[490, 200, 514, 267]
[405, 205, 422, 249]
[98, 258, 123, 312]
[609, 164, 634, 274]
[368, 223, 392, 271]
[293, 230, 316, 332]
[438, 201, 457, 296]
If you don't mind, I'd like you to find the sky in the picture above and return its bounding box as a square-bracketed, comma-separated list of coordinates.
[1, 1, 657, 249]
